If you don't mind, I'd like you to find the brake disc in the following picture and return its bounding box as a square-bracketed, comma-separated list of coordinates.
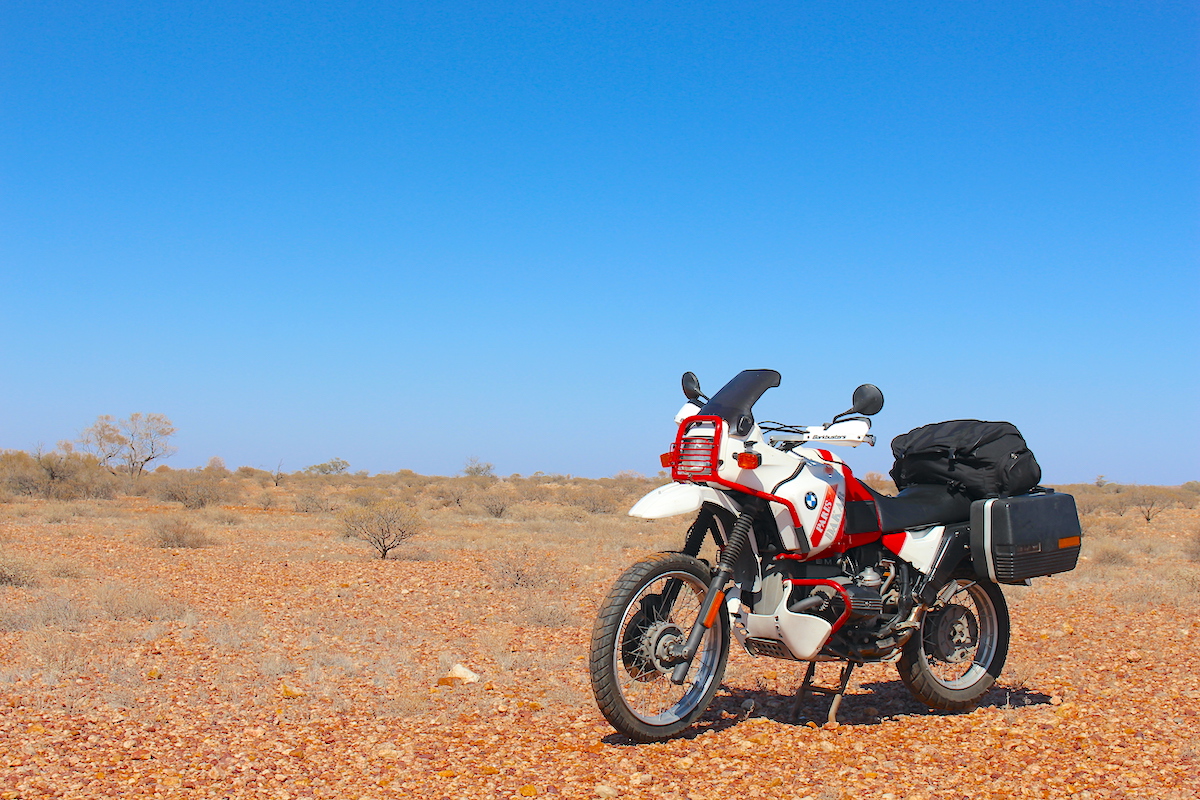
[926, 604, 979, 664]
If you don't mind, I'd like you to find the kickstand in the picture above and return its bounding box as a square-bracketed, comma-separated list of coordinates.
[794, 661, 856, 725]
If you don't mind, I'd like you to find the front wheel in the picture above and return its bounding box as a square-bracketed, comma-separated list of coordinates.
[589, 552, 730, 742]
[897, 578, 1009, 711]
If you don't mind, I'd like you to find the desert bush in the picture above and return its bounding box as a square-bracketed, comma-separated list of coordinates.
[0, 555, 36, 587]
[1100, 489, 1132, 517]
[204, 507, 242, 527]
[256, 492, 275, 510]
[293, 491, 335, 513]
[0, 595, 93, 631]
[486, 546, 558, 589]
[159, 468, 232, 509]
[1187, 528, 1200, 563]
[94, 582, 185, 620]
[1090, 542, 1132, 566]
[567, 484, 619, 514]
[520, 599, 575, 628]
[345, 487, 388, 507]
[1131, 487, 1175, 523]
[150, 516, 215, 548]
[0, 448, 117, 500]
[861, 471, 897, 495]
[340, 500, 425, 559]
[478, 485, 516, 518]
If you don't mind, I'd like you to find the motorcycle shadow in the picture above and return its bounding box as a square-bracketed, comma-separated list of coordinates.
[601, 681, 1054, 745]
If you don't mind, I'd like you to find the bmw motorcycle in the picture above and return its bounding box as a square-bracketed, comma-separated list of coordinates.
[588, 369, 1081, 742]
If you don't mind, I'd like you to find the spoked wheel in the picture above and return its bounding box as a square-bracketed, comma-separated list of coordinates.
[589, 552, 730, 742]
[898, 578, 1009, 711]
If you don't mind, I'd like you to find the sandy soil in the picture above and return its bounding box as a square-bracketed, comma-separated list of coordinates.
[0, 495, 1196, 799]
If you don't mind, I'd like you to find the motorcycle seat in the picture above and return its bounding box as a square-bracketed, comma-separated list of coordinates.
[861, 483, 972, 532]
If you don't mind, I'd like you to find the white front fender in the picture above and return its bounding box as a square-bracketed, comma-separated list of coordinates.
[628, 483, 741, 520]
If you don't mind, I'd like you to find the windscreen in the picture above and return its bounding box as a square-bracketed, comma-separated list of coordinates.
[699, 369, 781, 436]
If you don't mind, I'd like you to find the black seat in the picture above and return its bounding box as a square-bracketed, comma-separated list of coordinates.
[861, 483, 971, 532]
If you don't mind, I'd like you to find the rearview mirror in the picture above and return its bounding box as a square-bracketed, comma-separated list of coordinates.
[681, 372, 706, 403]
[849, 384, 884, 416]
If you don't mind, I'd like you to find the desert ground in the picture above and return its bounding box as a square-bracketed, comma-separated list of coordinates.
[0, 467, 1197, 799]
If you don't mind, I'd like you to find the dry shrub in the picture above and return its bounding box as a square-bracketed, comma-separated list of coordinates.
[22, 630, 91, 681]
[486, 546, 558, 589]
[1131, 487, 1176, 523]
[0, 596, 93, 631]
[1188, 528, 1200, 563]
[0, 449, 117, 500]
[520, 598, 575, 628]
[1090, 542, 1131, 566]
[94, 582, 184, 621]
[0, 555, 36, 587]
[570, 484, 620, 514]
[159, 469, 232, 509]
[150, 515, 215, 548]
[344, 487, 387, 507]
[293, 492, 335, 513]
[42, 502, 93, 524]
[478, 486, 516, 518]
[1103, 490, 1133, 517]
[340, 500, 425, 559]
[861, 471, 897, 495]
[204, 508, 242, 527]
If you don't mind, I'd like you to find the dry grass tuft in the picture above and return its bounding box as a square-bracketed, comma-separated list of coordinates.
[0, 555, 37, 587]
[94, 582, 185, 621]
[149, 515, 216, 548]
[485, 546, 559, 589]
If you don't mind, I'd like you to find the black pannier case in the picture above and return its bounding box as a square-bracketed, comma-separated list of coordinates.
[970, 492, 1082, 584]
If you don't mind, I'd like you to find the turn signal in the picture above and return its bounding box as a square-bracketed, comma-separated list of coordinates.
[660, 451, 677, 468]
[736, 451, 762, 469]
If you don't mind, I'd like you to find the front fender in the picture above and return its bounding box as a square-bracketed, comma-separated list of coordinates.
[628, 483, 741, 520]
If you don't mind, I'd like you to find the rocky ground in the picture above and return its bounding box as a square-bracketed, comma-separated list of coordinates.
[0, 491, 1196, 799]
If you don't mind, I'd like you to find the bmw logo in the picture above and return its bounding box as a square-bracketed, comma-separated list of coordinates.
[804, 492, 819, 510]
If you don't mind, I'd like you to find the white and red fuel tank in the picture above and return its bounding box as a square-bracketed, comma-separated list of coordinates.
[647, 413, 882, 559]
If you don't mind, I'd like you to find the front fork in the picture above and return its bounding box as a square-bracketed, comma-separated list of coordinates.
[667, 499, 762, 684]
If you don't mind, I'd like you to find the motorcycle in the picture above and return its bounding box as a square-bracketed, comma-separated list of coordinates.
[589, 369, 1082, 742]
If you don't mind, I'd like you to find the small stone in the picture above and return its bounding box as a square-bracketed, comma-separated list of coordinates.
[280, 683, 305, 699]
[519, 786, 539, 797]
[595, 786, 619, 798]
[1125, 650, 1142, 663]
[438, 663, 481, 686]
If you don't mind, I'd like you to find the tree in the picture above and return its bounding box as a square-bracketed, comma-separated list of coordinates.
[78, 413, 177, 478]
[339, 500, 424, 559]
[304, 458, 349, 475]
[462, 457, 495, 478]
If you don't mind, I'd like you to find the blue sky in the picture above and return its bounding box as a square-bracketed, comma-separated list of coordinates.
[2, 1, 1197, 484]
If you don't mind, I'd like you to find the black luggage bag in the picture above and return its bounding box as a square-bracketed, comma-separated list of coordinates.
[889, 419, 1042, 500]
[970, 491, 1082, 583]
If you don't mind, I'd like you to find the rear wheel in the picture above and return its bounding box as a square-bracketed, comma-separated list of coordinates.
[589, 552, 729, 742]
[897, 578, 1009, 711]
